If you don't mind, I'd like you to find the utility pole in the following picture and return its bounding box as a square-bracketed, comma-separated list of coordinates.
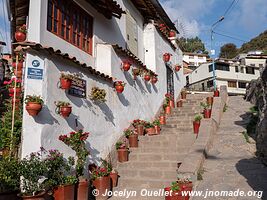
[210, 16, 224, 90]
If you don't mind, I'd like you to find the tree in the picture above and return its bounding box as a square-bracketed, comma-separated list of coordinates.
[219, 43, 238, 59]
[178, 37, 208, 54]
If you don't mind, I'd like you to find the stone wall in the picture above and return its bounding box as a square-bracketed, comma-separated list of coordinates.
[245, 66, 267, 165]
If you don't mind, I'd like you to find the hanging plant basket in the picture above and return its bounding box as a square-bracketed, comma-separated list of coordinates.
[114, 81, 126, 93]
[110, 172, 119, 188]
[15, 25, 27, 42]
[169, 30, 176, 37]
[159, 115, 166, 125]
[60, 73, 74, 90]
[214, 89, 220, 97]
[122, 61, 131, 71]
[163, 53, 172, 62]
[174, 65, 181, 72]
[151, 76, 158, 84]
[144, 74, 151, 82]
[55, 101, 72, 118]
[25, 95, 43, 116]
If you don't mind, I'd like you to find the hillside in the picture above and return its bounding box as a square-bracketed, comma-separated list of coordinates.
[239, 30, 267, 53]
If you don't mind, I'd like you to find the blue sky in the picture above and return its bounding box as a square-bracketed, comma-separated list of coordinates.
[0, 0, 10, 53]
[160, 0, 267, 55]
[0, 0, 267, 55]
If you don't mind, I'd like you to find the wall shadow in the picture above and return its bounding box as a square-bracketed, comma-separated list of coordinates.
[65, 113, 84, 131]
[135, 78, 146, 94]
[97, 102, 115, 125]
[152, 84, 158, 93]
[118, 93, 130, 106]
[33, 106, 59, 125]
[145, 82, 152, 93]
[124, 71, 135, 87]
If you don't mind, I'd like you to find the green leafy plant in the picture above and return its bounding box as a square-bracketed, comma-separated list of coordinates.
[144, 122, 154, 128]
[89, 159, 112, 180]
[223, 104, 228, 112]
[242, 131, 250, 143]
[170, 181, 180, 192]
[115, 141, 127, 150]
[114, 81, 126, 87]
[132, 68, 142, 76]
[60, 73, 74, 80]
[123, 128, 134, 138]
[194, 114, 202, 122]
[153, 119, 160, 126]
[17, 24, 27, 34]
[131, 119, 146, 127]
[90, 87, 106, 103]
[24, 95, 44, 104]
[55, 101, 70, 107]
[58, 130, 90, 178]
[200, 102, 211, 110]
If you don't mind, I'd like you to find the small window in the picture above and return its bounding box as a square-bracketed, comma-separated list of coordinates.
[235, 66, 239, 73]
[250, 64, 255, 67]
[259, 64, 264, 68]
[189, 56, 194, 59]
[238, 82, 247, 89]
[246, 67, 255, 74]
[228, 81, 237, 88]
[207, 80, 213, 88]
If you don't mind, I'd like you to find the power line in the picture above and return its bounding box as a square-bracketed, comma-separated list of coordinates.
[223, 0, 238, 17]
[213, 31, 247, 42]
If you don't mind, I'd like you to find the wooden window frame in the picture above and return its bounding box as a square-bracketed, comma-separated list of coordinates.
[47, 0, 93, 55]
[228, 81, 237, 88]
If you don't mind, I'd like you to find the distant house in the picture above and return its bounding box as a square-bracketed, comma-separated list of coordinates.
[183, 52, 208, 70]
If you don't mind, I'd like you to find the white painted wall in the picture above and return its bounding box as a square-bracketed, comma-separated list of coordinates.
[183, 54, 207, 67]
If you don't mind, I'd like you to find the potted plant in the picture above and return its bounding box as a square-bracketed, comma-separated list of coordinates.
[15, 24, 27, 42]
[206, 96, 213, 106]
[55, 101, 72, 118]
[163, 98, 171, 115]
[89, 160, 111, 200]
[214, 89, 220, 97]
[143, 71, 151, 82]
[0, 158, 20, 199]
[115, 141, 128, 163]
[164, 181, 182, 200]
[177, 175, 193, 193]
[177, 100, 183, 107]
[174, 65, 181, 72]
[145, 122, 156, 136]
[169, 30, 176, 38]
[122, 61, 131, 71]
[132, 119, 145, 136]
[132, 68, 142, 80]
[4, 78, 22, 97]
[124, 128, 138, 148]
[114, 81, 126, 93]
[53, 176, 77, 200]
[18, 151, 48, 200]
[58, 130, 90, 200]
[153, 119, 161, 134]
[110, 169, 118, 188]
[151, 75, 158, 84]
[181, 89, 187, 99]
[60, 73, 73, 90]
[90, 87, 106, 103]
[25, 95, 43, 116]
[163, 53, 172, 62]
[193, 114, 202, 134]
[159, 23, 166, 31]
[200, 102, 212, 118]
[159, 115, 166, 125]
[166, 93, 175, 108]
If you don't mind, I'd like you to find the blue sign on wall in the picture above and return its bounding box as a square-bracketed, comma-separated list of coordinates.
[27, 68, 43, 80]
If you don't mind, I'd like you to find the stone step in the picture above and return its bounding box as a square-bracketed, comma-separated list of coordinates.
[163, 124, 194, 129]
[130, 146, 190, 154]
[117, 177, 174, 188]
[118, 160, 179, 169]
[128, 152, 185, 162]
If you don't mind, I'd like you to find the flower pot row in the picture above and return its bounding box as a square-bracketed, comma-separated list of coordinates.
[165, 181, 193, 200]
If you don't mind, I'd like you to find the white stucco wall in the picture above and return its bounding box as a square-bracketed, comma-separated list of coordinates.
[183, 54, 207, 67]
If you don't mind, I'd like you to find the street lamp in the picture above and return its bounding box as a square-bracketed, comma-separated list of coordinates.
[210, 16, 224, 90]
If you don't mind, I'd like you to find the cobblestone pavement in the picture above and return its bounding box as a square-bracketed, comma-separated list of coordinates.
[194, 96, 267, 200]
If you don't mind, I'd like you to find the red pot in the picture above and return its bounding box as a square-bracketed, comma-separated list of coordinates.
[26, 102, 42, 116]
[92, 176, 110, 200]
[163, 53, 171, 62]
[146, 127, 156, 135]
[12, 62, 24, 70]
[59, 106, 72, 118]
[15, 31, 26, 42]
[165, 106, 171, 115]
[203, 109, 212, 118]
[110, 172, 118, 188]
[122, 62, 131, 71]
[206, 97, 213, 106]
[117, 148, 128, 162]
[214, 90, 220, 97]
[169, 31, 176, 37]
[136, 125, 144, 136]
[115, 85, 124, 93]
[144, 75, 151, 82]
[159, 116, 166, 125]
[151, 76, 158, 84]
[181, 91, 186, 99]
[128, 134, 138, 147]
[54, 184, 75, 200]
[77, 180, 89, 200]
[169, 100, 175, 108]
[60, 78, 72, 90]
[155, 126, 160, 134]
[175, 65, 181, 72]
[164, 187, 184, 200]
[177, 100, 183, 107]
[193, 121, 200, 134]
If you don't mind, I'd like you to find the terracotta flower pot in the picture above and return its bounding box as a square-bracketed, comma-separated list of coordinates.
[151, 77, 158, 84]
[128, 134, 138, 148]
[26, 102, 42, 116]
[12, 62, 24, 70]
[203, 109, 212, 118]
[92, 176, 110, 200]
[214, 90, 220, 97]
[77, 179, 89, 200]
[175, 65, 181, 72]
[15, 31, 26, 42]
[144, 75, 151, 82]
[136, 125, 144, 136]
[110, 172, 118, 188]
[154, 126, 160, 134]
[115, 85, 124, 93]
[146, 127, 156, 135]
[54, 184, 75, 200]
[117, 148, 128, 162]
[122, 62, 131, 71]
[164, 187, 183, 200]
[59, 106, 72, 118]
[177, 100, 183, 107]
[169, 31, 176, 37]
[181, 91, 187, 99]
[206, 97, 213, 106]
[60, 78, 72, 90]
[14, 69, 23, 78]
[165, 106, 171, 115]
[193, 121, 200, 134]
[169, 100, 175, 108]
[20, 191, 46, 200]
[159, 116, 166, 125]
[163, 53, 171, 62]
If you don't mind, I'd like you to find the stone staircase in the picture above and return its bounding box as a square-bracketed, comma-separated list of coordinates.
[110, 93, 210, 200]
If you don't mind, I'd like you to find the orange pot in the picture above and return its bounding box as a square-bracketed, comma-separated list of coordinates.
[181, 91, 187, 99]
[136, 125, 144, 136]
[155, 126, 160, 134]
[206, 97, 213, 106]
[92, 176, 110, 200]
[165, 106, 171, 115]
[169, 100, 175, 108]
[26, 102, 42, 116]
[115, 85, 124, 93]
[117, 148, 128, 162]
[159, 116, 166, 125]
[21, 191, 46, 200]
[60, 78, 72, 90]
[177, 100, 183, 107]
[54, 184, 75, 200]
[110, 172, 118, 188]
[59, 106, 72, 118]
[15, 31, 26, 42]
[146, 127, 156, 135]
[77, 180, 89, 200]
[128, 134, 138, 148]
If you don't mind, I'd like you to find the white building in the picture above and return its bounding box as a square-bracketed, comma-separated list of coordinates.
[186, 55, 266, 95]
[9, 0, 185, 161]
[183, 52, 208, 69]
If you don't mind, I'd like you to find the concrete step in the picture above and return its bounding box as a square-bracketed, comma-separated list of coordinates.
[130, 146, 190, 154]
[128, 152, 185, 162]
[118, 177, 174, 188]
[117, 160, 179, 169]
